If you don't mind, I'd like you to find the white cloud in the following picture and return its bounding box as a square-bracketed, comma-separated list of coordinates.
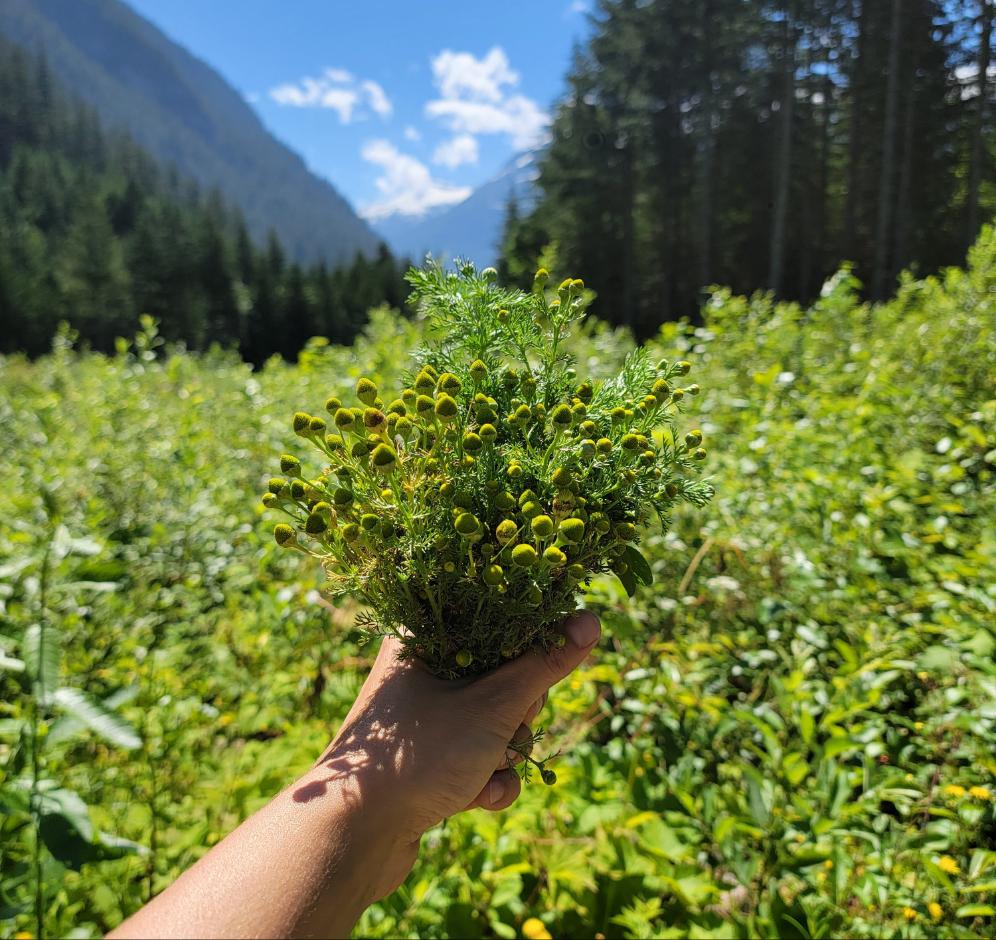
[433, 133, 479, 168]
[360, 139, 472, 220]
[425, 46, 549, 149]
[269, 68, 392, 124]
[567, 0, 588, 13]
[404, 125, 422, 141]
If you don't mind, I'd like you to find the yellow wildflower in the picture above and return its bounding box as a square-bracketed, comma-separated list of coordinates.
[913, 721, 924, 731]
[928, 902, 943, 921]
[14, 933, 34, 940]
[943, 784, 966, 798]
[902, 907, 917, 922]
[522, 918, 553, 940]
[969, 785, 991, 801]
[937, 855, 960, 876]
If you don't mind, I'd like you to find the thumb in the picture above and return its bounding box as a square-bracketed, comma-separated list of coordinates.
[474, 610, 601, 714]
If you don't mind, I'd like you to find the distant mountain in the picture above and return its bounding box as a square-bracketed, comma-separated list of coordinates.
[374, 152, 539, 267]
[0, 0, 380, 265]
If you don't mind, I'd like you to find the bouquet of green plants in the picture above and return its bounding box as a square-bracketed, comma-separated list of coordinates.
[264, 263, 713, 679]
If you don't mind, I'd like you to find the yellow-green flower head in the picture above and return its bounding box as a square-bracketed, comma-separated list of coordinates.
[571, 402, 587, 422]
[610, 406, 627, 424]
[676, 360, 692, 375]
[396, 416, 414, 435]
[371, 443, 398, 472]
[497, 307, 510, 322]
[415, 394, 435, 416]
[350, 440, 370, 459]
[579, 420, 597, 437]
[325, 434, 344, 451]
[651, 379, 671, 402]
[507, 463, 523, 479]
[558, 277, 573, 294]
[454, 512, 482, 537]
[559, 518, 585, 543]
[469, 359, 488, 382]
[305, 513, 328, 534]
[360, 513, 379, 531]
[686, 383, 700, 395]
[521, 375, 538, 396]
[575, 381, 594, 404]
[342, 522, 360, 542]
[595, 438, 613, 455]
[307, 416, 326, 434]
[665, 481, 679, 497]
[495, 519, 518, 545]
[531, 515, 555, 538]
[386, 399, 406, 416]
[551, 467, 572, 487]
[567, 563, 585, 581]
[363, 407, 386, 432]
[518, 489, 537, 508]
[333, 407, 356, 431]
[332, 487, 354, 507]
[615, 521, 637, 540]
[261, 492, 278, 508]
[511, 543, 538, 567]
[280, 454, 301, 477]
[437, 372, 462, 394]
[401, 388, 418, 408]
[640, 449, 656, 464]
[495, 491, 516, 511]
[533, 267, 549, 287]
[479, 423, 497, 444]
[589, 512, 609, 533]
[414, 370, 436, 393]
[459, 432, 481, 454]
[571, 278, 585, 292]
[324, 395, 342, 414]
[474, 402, 498, 423]
[439, 480, 455, 497]
[550, 404, 573, 428]
[289, 479, 307, 500]
[268, 476, 287, 495]
[685, 429, 703, 447]
[520, 500, 542, 520]
[434, 393, 459, 421]
[293, 412, 312, 435]
[355, 377, 378, 405]
[543, 545, 567, 566]
[693, 447, 707, 461]
[422, 364, 440, 380]
[378, 519, 395, 539]
[514, 404, 532, 424]
[621, 433, 641, 451]
[671, 388, 685, 401]
[481, 266, 498, 281]
[386, 413, 399, 431]
[483, 564, 505, 586]
[580, 439, 596, 459]
[273, 523, 296, 546]
[501, 367, 519, 388]
[455, 649, 473, 667]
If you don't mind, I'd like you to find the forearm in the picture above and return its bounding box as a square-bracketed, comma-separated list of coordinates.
[109, 762, 405, 939]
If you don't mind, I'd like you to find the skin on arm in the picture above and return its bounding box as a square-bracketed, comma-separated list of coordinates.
[109, 610, 601, 940]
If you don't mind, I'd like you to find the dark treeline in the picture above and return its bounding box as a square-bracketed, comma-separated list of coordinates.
[502, 0, 996, 334]
[0, 38, 409, 362]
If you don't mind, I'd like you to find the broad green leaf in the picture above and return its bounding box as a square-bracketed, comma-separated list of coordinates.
[22, 623, 60, 702]
[52, 687, 141, 750]
[956, 904, 995, 918]
[621, 545, 654, 586]
[616, 565, 638, 597]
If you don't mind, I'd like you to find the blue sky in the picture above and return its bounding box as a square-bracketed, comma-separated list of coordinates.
[125, 0, 593, 221]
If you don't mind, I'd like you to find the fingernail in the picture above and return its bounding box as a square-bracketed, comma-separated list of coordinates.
[565, 612, 600, 648]
[489, 776, 506, 805]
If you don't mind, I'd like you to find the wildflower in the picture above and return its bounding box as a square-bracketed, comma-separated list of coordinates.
[672, 388, 686, 401]
[559, 518, 585, 543]
[543, 546, 567, 566]
[676, 360, 692, 375]
[289, 480, 307, 500]
[361, 514, 380, 531]
[693, 447, 707, 461]
[937, 856, 959, 875]
[463, 432, 484, 453]
[944, 784, 966, 798]
[902, 907, 917, 922]
[615, 522, 637, 540]
[533, 267, 549, 289]
[520, 500, 542, 519]
[596, 437, 613, 455]
[469, 359, 487, 381]
[363, 408, 386, 432]
[531, 515, 555, 539]
[483, 564, 505, 586]
[566, 563, 585, 579]
[309, 415, 327, 433]
[293, 412, 312, 435]
[325, 396, 343, 414]
[687, 383, 701, 395]
[273, 524, 295, 546]
[511, 544, 538, 567]
[414, 370, 436, 393]
[333, 487, 354, 507]
[280, 454, 302, 477]
[454, 512, 482, 537]
[507, 463, 523, 479]
[550, 404, 573, 428]
[350, 441, 370, 459]
[526, 584, 543, 604]
[685, 429, 703, 447]
[396, 416, 414, 435]
[928, 902, 942, 921]
[305, 513, 327, 534]
[969, 785, 991, 800]
[455, 650, 473, 667]
[370, 444, 398, 472]
[479, 423, 497, 444]
[621, 433, 641, 451]
[437, 372, 462, 394]
[261, 493, 277, 508]
[496, 520, 518, 545]
[341, 523, 360, 542]
[495, 491, 516, 511]
[333, 407, 356, 431]
[540, 769, 557, 786]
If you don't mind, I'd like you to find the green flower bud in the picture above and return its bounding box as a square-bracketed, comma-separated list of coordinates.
[694, 447, 707, 461]
[520, 500, 542, 519]
[439, 480, 455, 497]
[396, 416, 414, 435]
[463, 432, 483, 453]
[551, 467, 572, 487]
[518, 489, 537, 508]
[483, 564, 505, 586]
[371, 443, 398, 471]
[333, 487, 354, 507]
[293, 412, 312, 435]
[559, 518, 585, 543]
[453, 492, 474, 510]
[469, 359, 488, 382]
[676, 360, 692, 375]
[595, 438, 613, 455]
[514, 404, 532, 424]
[665, 481, 680, 497]
[623, 469, 637, 482]
[379, 519, 395, 539]
[686, 383, 701, 395]
[434, 394, 459, 421]
[541, 767, 557, 785]
[401, 388, 418, 408]
[415, 394, 435, 416]
[615, 521, 637, 540]
[671, 388, 685, 401]
[454, 512, 481, 536]
[334, 408, 356, 431]
[502, 367, 519, 388]
[308, 416, 327, 434]
[543, 545, 567, 566]
[511, 543, 538, 567]
[610, 407, 627, 424]
[507, 463, 523, 479]
[621, 433, 641, 451]
[289, 479, 307, 500]
[497, 308, 510, 322]
[261, 492, 277, 508]
[455, 649, 473, 668]
[479, 423, 497, 444]
[268, 477, 287, 495]
[580, 439, 596, 459]
[640, 449, 656, 465]
[386, 399, 406, 416]
[325, 395, 342, 413]
[685, 429, 703, 447]
[351, 440, 370, 460]
[575, 381, 594, 404]
[533, 267, 549, 288]
[305, 513, 327, 534]
[566, 563, 585, 580]
[325, 434, 344, 451]
[651, 379, 671, 402]
[495, 491, 516, 511]
[496, 519, 518, 545]
[274, 523, 296, 546]
[360, 513, 380, 531]
[363, 407, 386, 431]
[342, 522, 360, 542]
[521, 375, 537, 397]
[531, 515, 555, 538]
[540, 405, 569, 432]
[414, 370, 436, 393]
[437, 372, 462, 394]
[355, 377, 378, 405]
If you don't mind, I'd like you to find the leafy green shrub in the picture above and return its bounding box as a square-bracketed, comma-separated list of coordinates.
[266, 265, 712, 677]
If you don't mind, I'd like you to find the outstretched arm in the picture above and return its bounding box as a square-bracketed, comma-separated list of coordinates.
[109, 611, 600, 939]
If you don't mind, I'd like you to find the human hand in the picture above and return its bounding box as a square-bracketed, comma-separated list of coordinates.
[307, 610, 601, 902]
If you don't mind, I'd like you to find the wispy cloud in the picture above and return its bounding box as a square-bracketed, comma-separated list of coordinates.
[360, 139, 472, 220]
[425, 47, 549, 150]
[433, 133, 479, 168]
[269, 68, 392, 123]
[403, 125, 422, 142]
